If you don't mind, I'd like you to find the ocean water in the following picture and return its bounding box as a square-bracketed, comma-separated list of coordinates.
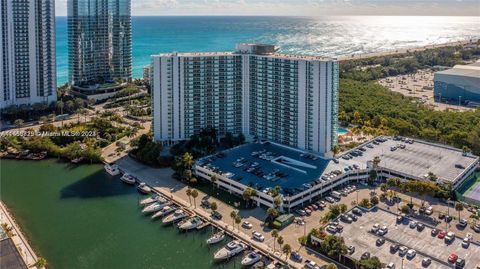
[55, 16, 480, 85]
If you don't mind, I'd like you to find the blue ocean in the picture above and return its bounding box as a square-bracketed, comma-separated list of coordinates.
[55, 16, 480, 85]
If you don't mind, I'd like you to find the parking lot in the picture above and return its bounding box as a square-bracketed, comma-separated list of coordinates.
[337, 208, 480, 269]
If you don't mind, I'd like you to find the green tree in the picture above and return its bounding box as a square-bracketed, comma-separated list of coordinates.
[234, 214, 242, 230]
[210, 201, 218, 214]
[277, 235, 284, 251]
[242, 187, 256, 208]
[210, 174, 218, 190]
[326, 264, 338, 269]
[14, 119, 24, 128]
[34, 257, 48, 268]
[455, 203, 464, 221]
[186, 188, 192, 205]
[282, 243, 292, 259]
[191, 189, 198, 208]
[320, 235, 348, 261]
[271, 229, 279, 251]
[370, 196, 379, 206]
[355, 256, 382, 269]
[230, 210, 238, 229]
[267, 207, 279, 221]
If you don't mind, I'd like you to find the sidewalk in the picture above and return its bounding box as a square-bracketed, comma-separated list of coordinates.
[0, 201, 39, 268]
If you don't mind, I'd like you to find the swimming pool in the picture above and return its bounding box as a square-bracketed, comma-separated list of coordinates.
[337, 127, 349, 135]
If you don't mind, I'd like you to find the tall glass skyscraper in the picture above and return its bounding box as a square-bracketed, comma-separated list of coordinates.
[68, 0, 132, 87]
[0, 0, 56, 109]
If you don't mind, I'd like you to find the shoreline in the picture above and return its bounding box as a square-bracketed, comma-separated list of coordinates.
[0, 201, 40, 268]
[337, 39, 479, 61]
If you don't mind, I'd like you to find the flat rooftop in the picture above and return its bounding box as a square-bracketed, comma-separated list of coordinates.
[330, 137, 478, 183]
[153, 51, 334, 62]
[197, 142, 329, 196]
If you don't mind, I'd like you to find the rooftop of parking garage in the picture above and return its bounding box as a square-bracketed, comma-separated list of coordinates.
[196, 141, 330, 196]
[334, 137, 478, 183]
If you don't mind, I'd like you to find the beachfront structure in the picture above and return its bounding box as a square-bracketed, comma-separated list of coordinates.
[68, 0, 132, 87]
[434, 61, 480, 107]
[152, 43, 339, 156]
[193, 137, 479, 210]
[0, 0, 56, 109]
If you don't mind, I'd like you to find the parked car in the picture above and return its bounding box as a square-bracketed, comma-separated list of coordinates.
[290, 251, 303, 262]
[347, 245, 355, 254]
[431, 229, 439, 236]
[448, 253, 458, 263]
[458, 219, 468, 228]
[399, 246, 408, 256]
[407, 249, 416, 259]
[242, 221, 253, 229]
[456, 258, 465, 268]
[445, 215, 453, 222]
[425, 206, 433, 215]
[422, 258, 432, 266]
[462, 237, 470, 248]
[445, 232, 455, 243]
[473, 224, 480, 233]
[371, 223, 380, 233]
[352, 208, 363, 216]
[386, 262, 395, 269]
[390, 244, 399, 253]
[251, 231, 265, 242]
[296, 209, 306, 216]
[361, 252, 370, 260]
[417, 223, 425, 231]
[325, 197, 335, 203]
[409, 221, 417, 228]
[376, 238, 385, 246]
[211, 211, 222, 220]
[438, 231, 447, 239]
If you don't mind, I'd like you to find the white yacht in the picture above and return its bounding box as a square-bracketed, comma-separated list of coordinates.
[241, 251, 262, 266]
[178, 216, 203, 230]
[137, 182, 152, 194]
[140, 195, 166, 206]
[120, 173, 136, 185]
[162, 209, 189, 225]
[151, 206, 176, 219]
[213, 241, 246, 261]
[142, 201, 171, 214]
[206, 231, 225, 245]
[104, 163, 120, 176]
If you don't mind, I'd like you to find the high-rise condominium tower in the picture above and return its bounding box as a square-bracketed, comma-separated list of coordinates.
[0, 0, 56, 109]
[68, 0, 132, 86]
[152, 44, 339, 155]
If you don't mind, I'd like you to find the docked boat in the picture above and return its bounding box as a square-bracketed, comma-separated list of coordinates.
[137, 182, 152, 194]
[140, 194, 165, 206]
[213, 241, 246, 261]
[151, 206, 176, 219]
[177, 216, 203, 230]
[162, 209, 188, 225]
[104, 163, 120, 176]
[120, 173, 136, 185]
[206, 231, 225, 245]
[142, 201, 171, 214]
[241, 251, 262, 266]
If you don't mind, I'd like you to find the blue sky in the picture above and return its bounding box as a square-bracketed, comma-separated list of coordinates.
[55, 0, 480, 16]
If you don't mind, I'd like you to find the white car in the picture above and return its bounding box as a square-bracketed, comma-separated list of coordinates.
[386, 262, 395, 269]
[252, 231, 265, 242]
[445, 231, 455, 242]
[242, 221, 253, 229]
[371, 223, 380, 233]
[425, 206, 433, 215]
[463, 237, 471, 248]
[406, 249, 416, 258]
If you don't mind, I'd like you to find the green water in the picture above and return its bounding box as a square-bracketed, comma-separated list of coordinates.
[0, 159, 242, 269]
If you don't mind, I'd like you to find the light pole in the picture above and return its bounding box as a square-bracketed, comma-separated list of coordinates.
[356, 190, 359, 205]
[401, 257, 404, 269]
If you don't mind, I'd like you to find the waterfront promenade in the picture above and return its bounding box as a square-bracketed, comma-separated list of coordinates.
[0, 202, 40, 268]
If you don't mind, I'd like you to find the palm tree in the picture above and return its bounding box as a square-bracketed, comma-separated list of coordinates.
[271, 229, 279, 251]
[332, 145, 340, 157]
[230, 210, 238, 229]
[273, 196, 282, 209]
[210, 201, 218, 215]
[282, 244, 292, 260]
[277, 236, 284, 255]
[186, 188, 192, 205]
[326, 263, 338, 269]
[34, 257, 48, 268]
[211, 174, 218, 191]
[242, 187, 256, 208]
[235, 215, 242, 230]
[455, 203, 464, 222]
[267, 207, 279, 221]
[191, 189, 198, 208]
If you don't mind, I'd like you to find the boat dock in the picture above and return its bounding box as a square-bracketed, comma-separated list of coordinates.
[119, 163, 300, 268]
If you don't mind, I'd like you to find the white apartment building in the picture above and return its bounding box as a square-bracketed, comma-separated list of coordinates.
[152, 44, 339, 155]
[0, 0, 57, 109]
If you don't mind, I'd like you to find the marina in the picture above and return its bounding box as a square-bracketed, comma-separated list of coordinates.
[1, 159, 280, 269]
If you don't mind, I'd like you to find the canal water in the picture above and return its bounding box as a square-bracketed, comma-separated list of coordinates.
[0, 159, 243, 269]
